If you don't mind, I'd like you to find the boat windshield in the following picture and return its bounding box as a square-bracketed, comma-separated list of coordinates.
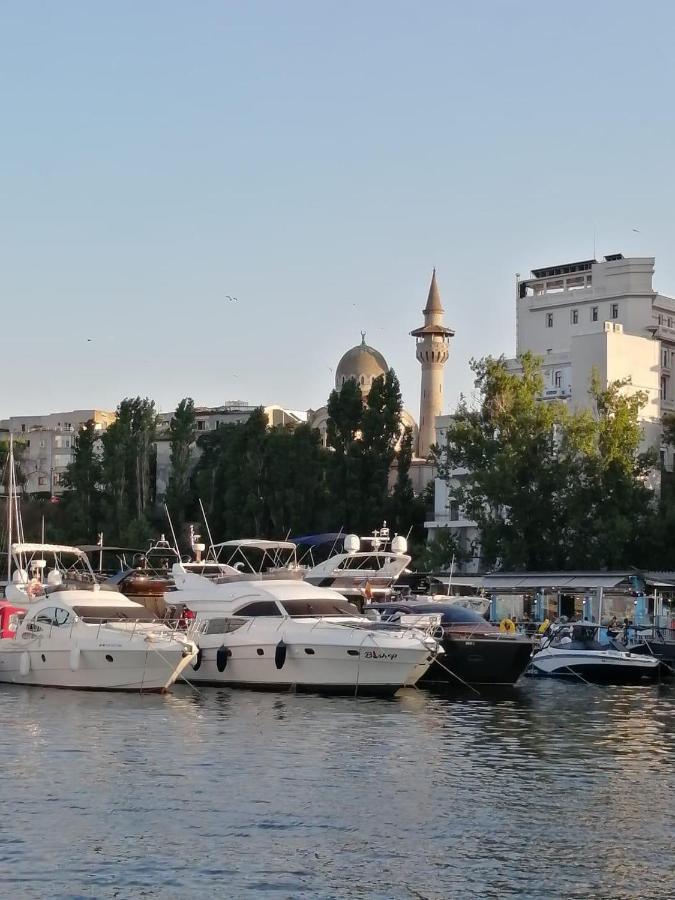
[72, 605, 157, 623]
[280, 598, 361, 617]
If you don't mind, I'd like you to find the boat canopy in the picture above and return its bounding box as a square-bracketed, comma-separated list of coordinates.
[12, 543, 87, 557]
[292, 533, 343, 547]
[213, 540, 298, 551]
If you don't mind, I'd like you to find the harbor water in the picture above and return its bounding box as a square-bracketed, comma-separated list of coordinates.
[1, 681, 674, 899]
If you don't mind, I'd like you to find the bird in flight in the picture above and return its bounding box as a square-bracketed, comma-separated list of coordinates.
[87, 338, 93, 342]
[225, 295, 239, 302]
[632, 228, 641, 233]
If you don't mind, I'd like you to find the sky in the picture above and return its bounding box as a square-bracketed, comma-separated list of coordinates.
[2, 0, 675, 420]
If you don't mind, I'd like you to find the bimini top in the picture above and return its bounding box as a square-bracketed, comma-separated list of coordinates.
[12, 543, 87, 557]
[213, 540, 298, 551]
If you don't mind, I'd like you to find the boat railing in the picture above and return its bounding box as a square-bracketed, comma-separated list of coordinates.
[23, 616, 195, 643]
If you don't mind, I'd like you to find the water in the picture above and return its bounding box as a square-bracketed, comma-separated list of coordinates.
[0, 681, 674, 900]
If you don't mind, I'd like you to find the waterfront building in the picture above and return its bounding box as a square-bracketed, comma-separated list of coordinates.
[0, 409, 115, 496]
[427, 252, 675, 572]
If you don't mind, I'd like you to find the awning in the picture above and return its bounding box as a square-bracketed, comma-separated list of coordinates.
[483, 574, 631, 591]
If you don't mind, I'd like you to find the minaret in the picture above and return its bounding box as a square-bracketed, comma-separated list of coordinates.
[411, 269, 454, 458]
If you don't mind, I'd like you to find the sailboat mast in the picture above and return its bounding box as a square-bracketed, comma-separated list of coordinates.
[7, 433, 13, 581]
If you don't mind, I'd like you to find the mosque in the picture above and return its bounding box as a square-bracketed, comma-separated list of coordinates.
[307, 270, 454, 489]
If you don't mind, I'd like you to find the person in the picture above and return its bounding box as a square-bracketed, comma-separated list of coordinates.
[607, 615, 619, 638]
[538, 617, 551, 634]
[622, 617, 632, 644]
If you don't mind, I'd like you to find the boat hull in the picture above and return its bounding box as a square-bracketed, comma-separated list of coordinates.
[185, 637, 435, 695]
[422, 635, 533, 687]
[529, 649, 660, 683]
[0, 645, 196, 692]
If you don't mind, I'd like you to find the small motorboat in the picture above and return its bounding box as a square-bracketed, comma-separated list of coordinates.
[529, 621, 660, 683]
[169, 561, 441, 696]
[368, 600, 533, 687]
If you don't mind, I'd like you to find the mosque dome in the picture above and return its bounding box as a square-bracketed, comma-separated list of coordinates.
[336, 332, 389, 395]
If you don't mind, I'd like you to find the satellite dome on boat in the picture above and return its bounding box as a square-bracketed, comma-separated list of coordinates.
[344, 534, 360, 553]
[391, 535, 407, 555]
[335, 333, 388, 396]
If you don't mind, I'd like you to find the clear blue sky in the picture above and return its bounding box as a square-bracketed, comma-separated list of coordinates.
[3, 1, 675, 419]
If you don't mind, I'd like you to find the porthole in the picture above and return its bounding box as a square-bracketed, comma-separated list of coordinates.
[304, 648, 315, 655]
[256, 648, 264, 656]
[105, 654, 114, 662]
[347, 649, 359, 656]
[41, 654, 46, 663]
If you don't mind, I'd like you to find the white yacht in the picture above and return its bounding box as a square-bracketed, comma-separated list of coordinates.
[170, 561, 440, 695]
[529, 621, 660, 683]
[300, 525, 411, 605]
[0, 544, 197, 691]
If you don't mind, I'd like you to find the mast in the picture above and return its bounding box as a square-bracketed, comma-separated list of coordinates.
[6, 433, 13, 581]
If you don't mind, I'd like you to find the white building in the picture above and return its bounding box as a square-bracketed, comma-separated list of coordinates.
[0, 409, 115, 495]
[427, 253, 675, 571]
[513, 253, 672, 457]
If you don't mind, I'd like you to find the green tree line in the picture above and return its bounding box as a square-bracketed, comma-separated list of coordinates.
[430, 352, 675, 571]
[6, 371, 426, 553]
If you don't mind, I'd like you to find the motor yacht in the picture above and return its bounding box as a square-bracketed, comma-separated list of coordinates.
[368, 600, 532, 687]
[170, 561, 441, 695]
[0, 543, 197, 691]
[299, 525, 411, 607]
[529, 621, 660, 683]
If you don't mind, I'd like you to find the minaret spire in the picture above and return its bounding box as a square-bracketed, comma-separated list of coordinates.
[411, 269, 454, 459]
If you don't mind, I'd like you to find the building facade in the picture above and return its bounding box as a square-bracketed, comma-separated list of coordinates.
[0, 409, 115, 495]
[427, 253, 675, 572]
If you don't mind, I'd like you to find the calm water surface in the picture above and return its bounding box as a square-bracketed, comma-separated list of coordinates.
[0, 680, 673, 899]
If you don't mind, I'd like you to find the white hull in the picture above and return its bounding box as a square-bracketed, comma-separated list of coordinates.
[0, 644, 195, 691]
[189, 632, 434, 693]
[531, 647, 659, 679]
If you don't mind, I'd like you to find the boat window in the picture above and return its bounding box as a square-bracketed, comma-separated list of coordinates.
[335, 555, 393, 571]
[281, 598, 360, 617]
[203, 617, 247, 635]
[235, 601, 282, 617]
[72, 605, 157, 623]
[35, 607, 58, 626]
[53, 608, 73, 627]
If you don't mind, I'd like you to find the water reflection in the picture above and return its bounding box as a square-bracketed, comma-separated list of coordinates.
[0, 681, 673, 898]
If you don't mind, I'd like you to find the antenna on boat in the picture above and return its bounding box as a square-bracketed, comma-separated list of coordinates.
[6, 433, 14, 582]
[164, 503, 180, 556]
[198, 498, 217, 562]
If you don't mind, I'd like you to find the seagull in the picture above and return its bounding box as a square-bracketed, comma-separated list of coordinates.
[225, 295, 239, 302]
[632, 228, 641, 233]
[86, 338, 93, 342]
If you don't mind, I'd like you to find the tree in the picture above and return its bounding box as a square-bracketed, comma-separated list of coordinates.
[165, 398, 197, 531]
[100, 397, 157, 544]
[61, 420, 103, 542]
[438, 353, 655, 571]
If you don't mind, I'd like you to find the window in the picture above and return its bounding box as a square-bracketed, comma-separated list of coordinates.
[53, 608, 72, 627]
[38, 476, 47, 486]
[281, 599, 360, 617]
[197, 420, 205, 431]
[203, 617, 246, 635]
[39, 440, 46, 449]
[669, 318, 673, 328]
[449, 500, 460, 521]
[658, 314, 664, 325]
[554, 371, 562, 388]
[663, 349, 669, 368]
[661, 377, 668, 401]
[571, 309, 579, 325]
[235, 601, 282, 617]
[546, 313, 553, 328]
[611, 303, 619, 319]
[35, 608, 58, 626]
